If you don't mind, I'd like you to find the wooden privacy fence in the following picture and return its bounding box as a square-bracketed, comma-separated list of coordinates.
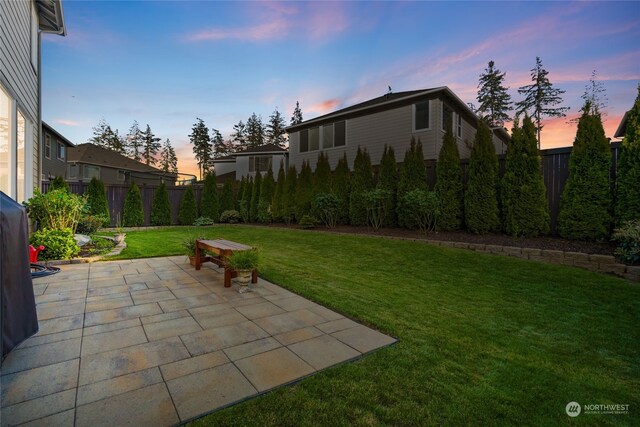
[43, 143, 621, 234]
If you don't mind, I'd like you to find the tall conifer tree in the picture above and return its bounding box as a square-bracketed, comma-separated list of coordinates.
[200, 172, 220, 221]
[141, 124, 161, 166]
[189, 118, 211, 180]
[434, 121, 463, 231]
[272, 161, 286, 222]
[615, 85, 640, 224]
[290, 101, 303, 125]
[332, 154, 350, 225]
[283, 165, 298, 224]
[349, 147, 373, 226]
[377, 145, 398, 226]
[250, 172, 262, 221]
[477, 60, 512, 127]
[295, 161, 314, 220]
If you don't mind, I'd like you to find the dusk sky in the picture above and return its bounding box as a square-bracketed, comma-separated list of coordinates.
[42, 1, 639, 177]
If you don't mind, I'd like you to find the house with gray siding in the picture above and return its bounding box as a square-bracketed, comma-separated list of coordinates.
[42, 121, 74, 181]
[286, 86, 510, 172]
[1, 0, 65, 203]
[210, 143, 288, 182]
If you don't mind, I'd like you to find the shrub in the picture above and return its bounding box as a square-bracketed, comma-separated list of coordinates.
[401, 189, 439, 234]
[201, 172, 220, 222]
[24, 189, 85, 232]
[225, 249, 259, 271]
[377, 145, 398, 226]
[30, 228, 79, 260]
[250, 173, 262, 222]
[49, 176, 69, 192]
[272, 162, 286, 222]
[76, 214, 106, 234]
[315, 193, 340, 228]
[150, 182, 172, 226]
[558, 102, 611, 240]
[258, 167, 275, 223]
[178, 185, 197, 225]
[219, 210, 241, 224]
[332, 154, 350, 225]
[349, 147, 374, 226]
[465, 120, 500, 234]
[123, 183, 144, 227]
[295, 161, 314, 221]
[434, 123, 463, 231]
[615, 85, 640, 225]
[501, 116, 550, 236]
[193, 216, 215, 226]
[398, 138, 427, 228]
[613, 220, 640, 265]
[298, 215, 317, 229]
[85, 178, 110, 227]
[220, 179, 236, 214]
[313, 152, 332, 195]
[240, 178, 253, 223]
[181, 235, 205, 258]
[364, 188, 391, 231]
[283, 165, 298, 225]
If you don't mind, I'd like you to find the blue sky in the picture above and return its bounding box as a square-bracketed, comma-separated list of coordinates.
[42, 1, 640, 176]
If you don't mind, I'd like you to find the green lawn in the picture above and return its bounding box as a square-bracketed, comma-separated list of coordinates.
[112, 226, 639, 426]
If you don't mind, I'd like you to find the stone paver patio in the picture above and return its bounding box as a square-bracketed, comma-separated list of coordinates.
[0, 256, 396, 426]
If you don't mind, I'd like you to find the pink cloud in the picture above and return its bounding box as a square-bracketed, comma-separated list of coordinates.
[54, 119, 81, 127]
[188, 20, 291, 42]
[308, 98, 341, 115]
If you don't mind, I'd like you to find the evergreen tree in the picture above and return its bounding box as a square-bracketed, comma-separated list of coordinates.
[123, 182, 144, 227]
[85, 177, 110, 226]
[501, 116, 550, 236]
[516, 56, 569, 148]
[88, 119, 112, 149]
[258, 166, 275, 223]
[272, 161, 286, 222]
[290, 101, 303, 125]
[558, 101, 611, 240]
[236, 178, 246, 211]
[477, 60, 512, 127]
[240, 177, 253, 222]
[200, 172, 219, 221]
[150, 182, 171, 226]
[615, 85, 640, 224]
[397, 138, 427, 227]
[245, 113, 265, 147]
[219, 179, 236, 214]
[211, 128, 227, 158]
[434, 122, 463, 231]
[332, 154, 350, 225]
[581, 70, 608, 120]
[349, 147, 374, 226]
[231, 120, 246, 150]
[295, 161, 314, 220]
[249, 172, 262, 221]
[189, 118, 212, 180]
[464, 120, 500, 234]
[266, 108, 287, 147]
[178, 185, 197, 225]
[377, 145, 398, 226]
[283, 165, 298, 224]
[313, 152, 332, 195]
[108, 128, 127, 155]
[126, 120, 144, 162]
[141, 124, 161, 166]
[159, 139, 178, 174]
[49, 176, 69, 192]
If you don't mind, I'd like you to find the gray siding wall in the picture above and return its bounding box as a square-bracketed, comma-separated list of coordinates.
[68, 164, 171, 186]
[236, 154, 287, 181]
[42, 129, 70, 180]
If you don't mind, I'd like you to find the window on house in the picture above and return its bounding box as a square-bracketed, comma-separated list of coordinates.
[414, 101, 429, 131]
[68, 164, 78, 179]
[83, 165, 100, 180]
[300, 130, 309, 153]
[322, 124, 334, 149]
[457, 114, 462, 138]
[45, 134, 51, 159]
[117, 170, 126, 181]
[442, 104, 453, 131]
[0, 87, 10, 195]
[56, 142, 65, 160]
[334, 121, 346, 147]
[31, 3, 38, 71]
[309, 127, 319, 151]
[249, 156, 272, 173]
[16, 111, 25, 203]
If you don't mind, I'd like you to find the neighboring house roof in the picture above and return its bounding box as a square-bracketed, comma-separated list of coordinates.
[614, 111, 629, 139]
[42, 122, 75, 147]
[36, 0, 66, 35]
[68, 143, 174, 175]
[233, 143, 288, 155]
[210, 155, 236, 162]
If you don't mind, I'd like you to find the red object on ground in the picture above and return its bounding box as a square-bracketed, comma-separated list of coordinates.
[29, 245, 45, 263]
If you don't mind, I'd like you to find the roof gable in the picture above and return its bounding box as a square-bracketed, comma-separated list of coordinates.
[68, 143, 172, 174]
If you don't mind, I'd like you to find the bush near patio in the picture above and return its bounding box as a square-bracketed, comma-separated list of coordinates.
[85, 177, 110, 227]
[123, 182, 144, 227]
[151, 182, 172, 226]
[24, 188, 85, 232]
[30, 227, 79, 260]
[178, 185, 198, 226]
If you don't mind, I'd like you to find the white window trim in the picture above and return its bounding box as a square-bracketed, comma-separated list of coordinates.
[45, 134, 51, 159]
[56, 141, 65, 161]
[412, 100, 431, 132]
[69, 164, 78, 179]
[24, 118, 34, 202]
[31, 2, 39, 73]
[457, 114, 463, 138]
[83, 165, 101, 180]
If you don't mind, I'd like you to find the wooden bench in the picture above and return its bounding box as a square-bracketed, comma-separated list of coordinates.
[194, 239, 258, 288]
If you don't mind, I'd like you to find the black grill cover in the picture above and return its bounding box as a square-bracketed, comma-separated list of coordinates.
[1, 191, 38, 364]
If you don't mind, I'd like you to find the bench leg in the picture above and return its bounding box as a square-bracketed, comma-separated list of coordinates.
[224, 268, 232, 287]
[195, 246, 201, 270]
[251, 269, 258, 284]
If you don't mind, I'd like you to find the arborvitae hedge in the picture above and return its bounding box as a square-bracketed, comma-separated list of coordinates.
[220, 179, 236, 214]
[249, 173, 262, 222]
[464, 120, 500, 234]
[272, 162, 286, 222]
[397, 138, 427, 228]
[200, 172, 219, 222]
[49, 176, 70, 192]
[332, 154, 350, 225]
[615, 85, 640, 224]
[295, 161, 314, 220]
[558, 102, 611, 240]
[240, 177, 253, 222]
[123, 182, 144, 227]
[349, 147, 373, 226]
[283, 165, 298, 224]
[313, 152, 332, 195]
[85, 177, 111, 226]
[377, 145, 398, 226]
[150, 181, 171, 226]
[178, 185, 197, 225]
[434, 124, 463, 231]
[257, 166, 275, 223]
[501, 116, 549, 236]
[236, 178, 246, 212]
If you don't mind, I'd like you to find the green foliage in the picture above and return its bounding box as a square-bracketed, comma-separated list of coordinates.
[193, 216, 215, 226]
[464, 120, 500, 234]
[283, 166, 298, 224]
[296, 161, 314, 221]
[314, 193, 340, 228]
[249, 173, 262, 222]
[313, 152, 332, 195]
[85, 178, 110, 227]
[220, 179, 236, 214]
[150, 182, 172, 226]
[349, 147, 374, 226]
[364, 188, 391, 231]
[190, 117, 211, 180]
[30, 228, 79, 260]
[76, 215, 105, 235]
[332, 154, 350, 225]
[435, 124, 463, 231]
[123, 183, 145, 227]
[477, 60, 512, 127]
[200, 172, 220, 223]
[181, 234, 204, 257]
[49, 176, 69, 192]
[377, 145, 398, 226]
[257, 167, 275, 223]
[298, 215, 317, 229]
[613, 220, 640, 265]
[219, 210, 241, 224]
[501, 116, 550, 236]
[240, 178, 253, 223]
[24, 189, 85, 232]
[178, 185, 197, 226]
[558, 102, 611, 240]
[236, 178, 246, 212]
[271, 162, 286, 222]
[397, 138, 427, 228]
[401, 189, 439, 233]
[225, 249, 259, 271]
[615, 85, 640, 224]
